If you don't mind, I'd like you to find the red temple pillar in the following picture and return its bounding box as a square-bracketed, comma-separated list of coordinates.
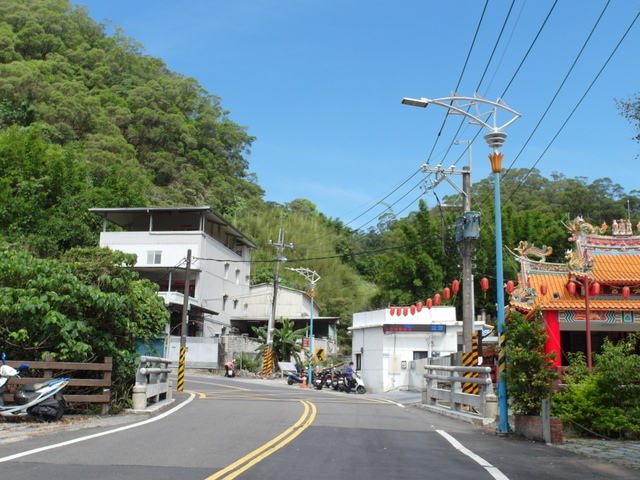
[543, 310, 561, 367]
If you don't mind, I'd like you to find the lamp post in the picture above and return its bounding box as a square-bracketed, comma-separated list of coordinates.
[286, 267, 321, 385]
[402, 93, 520, 433]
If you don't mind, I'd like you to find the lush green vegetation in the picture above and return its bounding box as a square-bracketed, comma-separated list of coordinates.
[504, 311, 559, 416]
[553, 334, 640, 439]
[0, 247, 169, 410]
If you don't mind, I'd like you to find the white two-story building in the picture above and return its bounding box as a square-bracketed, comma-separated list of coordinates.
[90, 206, 258, 367]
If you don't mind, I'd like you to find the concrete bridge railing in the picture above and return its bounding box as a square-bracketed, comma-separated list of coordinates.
[132, 356, 173, 410]
[422, 365, 498, 426]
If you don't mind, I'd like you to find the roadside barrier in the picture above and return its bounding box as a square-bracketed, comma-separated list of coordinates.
[132, 356, 172, 410]
[2, 356, 112, 414]
[422, 364, 497, 426]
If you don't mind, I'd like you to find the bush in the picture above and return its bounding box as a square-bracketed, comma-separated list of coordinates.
[234, 353, 260, 373]
[554, 334, 640, 439]
[505, 311, 558, 415]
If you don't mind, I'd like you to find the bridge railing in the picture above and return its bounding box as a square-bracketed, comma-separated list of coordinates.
[422, 365, 497, 425]
[132, 355, 173, 410]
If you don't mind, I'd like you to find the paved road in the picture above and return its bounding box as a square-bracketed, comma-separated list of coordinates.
[0, 373, 638, 479]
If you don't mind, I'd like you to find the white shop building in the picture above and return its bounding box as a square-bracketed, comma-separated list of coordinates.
[350, 306, 484, 393]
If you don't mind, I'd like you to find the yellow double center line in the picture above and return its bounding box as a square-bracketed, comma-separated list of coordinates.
[205, 400, 317, 480]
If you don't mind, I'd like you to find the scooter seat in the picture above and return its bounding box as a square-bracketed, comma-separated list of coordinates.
[21, 379, 56, 392]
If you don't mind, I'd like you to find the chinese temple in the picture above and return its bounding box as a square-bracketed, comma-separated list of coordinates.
[509, 217, 640, 366]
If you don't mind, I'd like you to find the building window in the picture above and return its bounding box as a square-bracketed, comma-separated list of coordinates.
[224, 263, 230, 279]
[147, 251, 162, 264]
[222, 294, 228, 311]
[233, 299, 238, 310]
[413, 351, 429, 360]
[235, 269, 240, 285]
[355, 353, 362, 370]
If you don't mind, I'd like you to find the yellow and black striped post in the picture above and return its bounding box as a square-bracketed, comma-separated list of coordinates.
[177, 345, 186, 391]
[462, 333, 479, 394]
[498, 329, 507, 391]
[262, 345, 273, 378]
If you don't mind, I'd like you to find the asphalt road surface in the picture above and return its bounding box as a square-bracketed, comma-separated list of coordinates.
[0, 373, 638, 479]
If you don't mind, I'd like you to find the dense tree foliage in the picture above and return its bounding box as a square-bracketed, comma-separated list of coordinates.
[0, 247, 169, 408]
[505, 311, 558, 416]
[235, 199, 374, 323]
[554, 334, 640, 439]
[0, 0, 262, 229]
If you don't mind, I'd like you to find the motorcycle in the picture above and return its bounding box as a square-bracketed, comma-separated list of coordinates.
[331, 369, 345, 391]
[0, 353, 69, 422]
[344, 371, 366, 394]
[314, 368, 331, 390]
[285, 370, 307, 385]
[224, 361, 236, 377]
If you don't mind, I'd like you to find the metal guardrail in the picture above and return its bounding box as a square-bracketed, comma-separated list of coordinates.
[423, 365, 497, 424]
[132, 356, 173, 410]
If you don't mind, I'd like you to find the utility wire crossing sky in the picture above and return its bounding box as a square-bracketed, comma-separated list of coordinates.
[78, 0, 640, 230]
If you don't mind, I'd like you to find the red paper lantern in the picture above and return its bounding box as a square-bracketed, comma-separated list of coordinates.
[443, 287, 451, 299]
[567, 282, 576, 294]
[622, 286, 630, 299]
[433, 294, 441, 305]
[403, 307, 409, 316]
[416, 302, 423, 312]
[505, 280, 515, 294]
[480, 277, 490, 291]
[426, 298, 433, 309]
[410, 305, 416, 315]
[539, 284, 548, 295]
[591, 282, 601, 296]
[451, 280, 460, 293]
[389, 307, 395, 316]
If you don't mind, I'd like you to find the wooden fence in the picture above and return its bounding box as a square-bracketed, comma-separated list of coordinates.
[2, 356, 112, 414]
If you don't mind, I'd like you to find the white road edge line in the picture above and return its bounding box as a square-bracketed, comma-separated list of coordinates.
[0, 393, 196, 464]
[380, 398, 406, 408]
[437, 429, 509, 480]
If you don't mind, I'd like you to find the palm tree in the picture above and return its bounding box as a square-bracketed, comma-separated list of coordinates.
[251, 318, 309, 365]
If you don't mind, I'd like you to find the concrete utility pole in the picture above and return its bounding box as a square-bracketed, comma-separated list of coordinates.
[177, 249, 192, 392]
[420, 163, 477, 353]
[262, 229, 294, 377]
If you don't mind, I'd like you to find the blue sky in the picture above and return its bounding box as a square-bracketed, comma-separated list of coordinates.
[76, 1, 640, 230]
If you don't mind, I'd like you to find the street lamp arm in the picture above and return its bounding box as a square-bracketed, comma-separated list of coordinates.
[401, 93, 520, 132]
[285, 267, 321, 286]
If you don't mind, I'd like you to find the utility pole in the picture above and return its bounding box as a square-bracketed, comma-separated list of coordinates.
[262, 229, 294, 377]
[177, 249, 191, 392]
[421, 162, 478, 353]
[402, 92, 521, 434]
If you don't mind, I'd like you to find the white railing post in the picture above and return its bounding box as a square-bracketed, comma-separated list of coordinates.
[132, 355, 173, 410]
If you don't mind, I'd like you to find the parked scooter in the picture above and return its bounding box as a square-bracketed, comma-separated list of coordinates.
[224, 361, 236, 377]
[314, 368, 331, 390]
[286, 370, 307, 385]
[0, 353, 68, 422]
[331, 369, 345, 391]
[344, 371, 366, 394]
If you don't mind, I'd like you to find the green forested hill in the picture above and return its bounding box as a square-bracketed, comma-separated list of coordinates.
[1, 0, 639, 327]
[0, 0, 262, 240]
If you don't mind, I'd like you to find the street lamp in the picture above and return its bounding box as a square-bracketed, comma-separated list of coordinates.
[402, 92, 520, 434]
[286, 267, 321, 386]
